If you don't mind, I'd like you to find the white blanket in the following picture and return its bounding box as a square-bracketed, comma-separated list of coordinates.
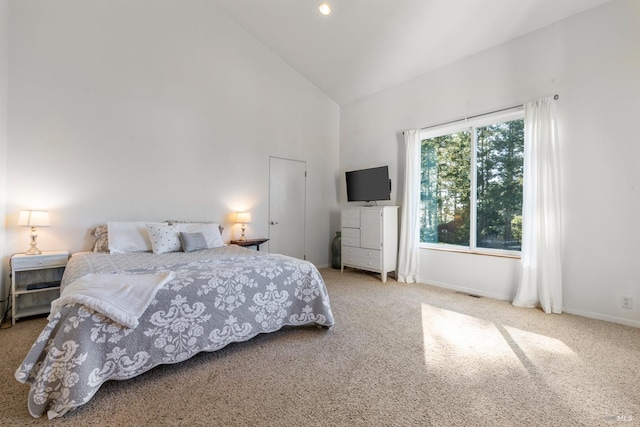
[48, 272, 175, 328]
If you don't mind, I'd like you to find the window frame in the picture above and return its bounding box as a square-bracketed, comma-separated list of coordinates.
[419, 107, 524, 258]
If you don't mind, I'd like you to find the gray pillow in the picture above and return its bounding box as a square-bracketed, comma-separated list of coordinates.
[179, 232, 208, 252]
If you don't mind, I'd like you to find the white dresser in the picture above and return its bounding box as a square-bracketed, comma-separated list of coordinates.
[341, 206, 398, 282]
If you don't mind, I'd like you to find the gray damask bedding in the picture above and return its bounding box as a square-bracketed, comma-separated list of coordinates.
[15, 246, 334, 419]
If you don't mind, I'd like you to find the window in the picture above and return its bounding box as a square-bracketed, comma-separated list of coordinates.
[420, 109, 524, 254]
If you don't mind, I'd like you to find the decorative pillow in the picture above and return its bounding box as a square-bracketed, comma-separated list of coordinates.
[179, 232, 208, 252]
[166, 220, 224, 236]
[166, 222, 226, 248]
[107, 221, 156, 254]
[146, 223, 182, 254]
[90, 225, 109, 253]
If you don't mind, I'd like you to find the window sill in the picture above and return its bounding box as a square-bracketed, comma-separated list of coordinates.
[419, 244, 521, 260]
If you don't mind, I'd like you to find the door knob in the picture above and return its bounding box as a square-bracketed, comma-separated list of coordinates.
[270, 221, 279, 225]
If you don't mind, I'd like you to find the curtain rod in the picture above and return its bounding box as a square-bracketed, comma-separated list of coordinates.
[404, 94, 559, 134]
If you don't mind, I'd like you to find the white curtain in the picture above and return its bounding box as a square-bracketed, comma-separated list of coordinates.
[397, 129, 420, 283]
[513, 96, 563, 313]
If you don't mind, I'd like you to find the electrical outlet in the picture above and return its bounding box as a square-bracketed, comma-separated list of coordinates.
[621, 296, 633, 309]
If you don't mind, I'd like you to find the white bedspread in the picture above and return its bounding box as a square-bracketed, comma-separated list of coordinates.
[48, 272, 175, 328]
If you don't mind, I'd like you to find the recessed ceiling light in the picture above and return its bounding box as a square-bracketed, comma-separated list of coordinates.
[318, 3, 332, 16]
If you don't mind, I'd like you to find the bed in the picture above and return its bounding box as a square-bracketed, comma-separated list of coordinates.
[15, 242, 334, 419]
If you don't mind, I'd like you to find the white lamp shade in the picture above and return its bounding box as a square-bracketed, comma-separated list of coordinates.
[236, 212, 252, 224]
[18, 210, 50, 227]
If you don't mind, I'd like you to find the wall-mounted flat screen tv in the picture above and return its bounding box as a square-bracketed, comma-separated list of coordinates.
[345, 166, 391, 202]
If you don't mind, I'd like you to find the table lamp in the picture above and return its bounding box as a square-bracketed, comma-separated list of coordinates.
[236, 211, 251, 242]
[18, 210, 50, 255]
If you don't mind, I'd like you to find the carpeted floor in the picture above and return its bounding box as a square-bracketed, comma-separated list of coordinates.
[1, 268, 638, 426]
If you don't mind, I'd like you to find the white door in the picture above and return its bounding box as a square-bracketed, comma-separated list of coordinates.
[269, 157, 306, 259]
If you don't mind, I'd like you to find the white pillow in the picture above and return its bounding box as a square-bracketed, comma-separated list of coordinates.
[176, 223, 225, 248]
[146, 223, 182, 254]
[107, 221, 156, 254]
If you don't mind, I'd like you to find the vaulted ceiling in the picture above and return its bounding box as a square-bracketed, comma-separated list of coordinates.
[213, 0, 612, 105]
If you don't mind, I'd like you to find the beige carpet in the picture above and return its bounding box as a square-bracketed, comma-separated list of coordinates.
[1, 268, 638, 426]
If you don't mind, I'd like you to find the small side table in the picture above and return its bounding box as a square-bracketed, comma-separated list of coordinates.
[11, 251, 69, 324]
[230, 238, 269, 251]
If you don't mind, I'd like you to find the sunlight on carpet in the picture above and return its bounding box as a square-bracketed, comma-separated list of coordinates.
[420, 302, 638, 424]
[420, 303, 576, 366]
[503, 325, 577, 357]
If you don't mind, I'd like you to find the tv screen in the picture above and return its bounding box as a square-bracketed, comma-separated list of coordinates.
[346, 166, 391, 202]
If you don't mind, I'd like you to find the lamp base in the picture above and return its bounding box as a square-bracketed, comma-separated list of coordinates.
[24, 247, 42, 255]
[25, 227, 42, 255]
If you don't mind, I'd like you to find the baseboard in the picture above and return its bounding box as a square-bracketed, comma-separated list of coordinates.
[420, 278, 512, 302]
[563, 307, 640, 328]
[422, 278, 640, 328]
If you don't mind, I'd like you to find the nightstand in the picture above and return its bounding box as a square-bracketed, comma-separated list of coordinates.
[230, 238, 269, 251]
[11, 251, 69, 325]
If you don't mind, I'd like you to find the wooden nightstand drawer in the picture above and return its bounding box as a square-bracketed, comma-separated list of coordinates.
[12, 251, 69, 270]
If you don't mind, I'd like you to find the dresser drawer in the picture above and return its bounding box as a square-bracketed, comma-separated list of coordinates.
[11, 251, 69, 270]
[342, 246, 381, 269]
[342, 254, 382, 270]
[341, 209, 360, 228]
[341, 228, 360, 247]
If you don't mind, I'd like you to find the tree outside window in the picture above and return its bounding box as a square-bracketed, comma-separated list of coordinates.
[419, 112, 524, 254]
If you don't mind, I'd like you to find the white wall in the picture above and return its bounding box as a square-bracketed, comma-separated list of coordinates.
[2, 0, 340, 303]
[340, 0, 640, 327]
[0, 0, 8, 319]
